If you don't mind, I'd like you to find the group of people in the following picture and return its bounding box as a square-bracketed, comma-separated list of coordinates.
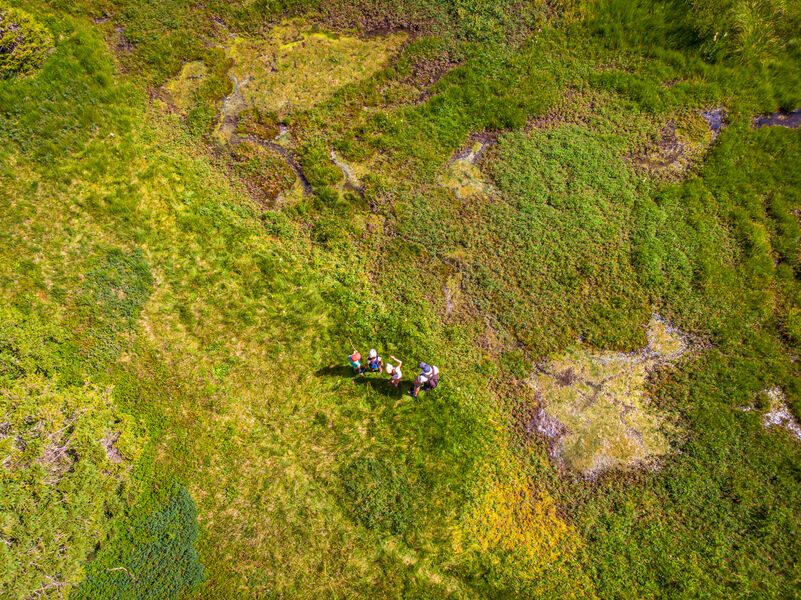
[347, 345, 440, 399]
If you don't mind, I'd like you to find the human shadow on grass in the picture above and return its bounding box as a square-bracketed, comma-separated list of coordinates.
[315, 365, 354, 378]
[351, 375, 408, 400]
[315, 365, 407, 399]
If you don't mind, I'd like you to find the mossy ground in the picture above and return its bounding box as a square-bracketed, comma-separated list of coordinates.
[529, 315, 693, 476]
[215, 22, 406, 145]
[160, 60, 208, 115]
[1, 0, 801, 598]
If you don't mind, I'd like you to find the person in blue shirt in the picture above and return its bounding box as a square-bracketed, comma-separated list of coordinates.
[358, 349, 384, 374]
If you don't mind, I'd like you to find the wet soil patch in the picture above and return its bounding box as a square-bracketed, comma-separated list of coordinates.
[318, 4, 430, 37]
[406, 51, 462, 104]
[629, 121, 684, 171]
[115, 26, 133, 52]
[754, 109, 801, 129]
[702, 108, 725, 137]
[209, 24, 405, 202]
[629, 111, 718, 180]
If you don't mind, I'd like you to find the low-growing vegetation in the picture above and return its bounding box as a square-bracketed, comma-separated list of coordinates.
[0, 0, 800, 597]
[0, 4, 53, 78]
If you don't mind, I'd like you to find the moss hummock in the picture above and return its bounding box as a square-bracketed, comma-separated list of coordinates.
[529, 315, 695, 476]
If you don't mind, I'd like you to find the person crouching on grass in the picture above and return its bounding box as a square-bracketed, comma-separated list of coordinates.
[347, 339, 363, 373]
[385, 355, 402, 387]
[358, 349, 384, 374]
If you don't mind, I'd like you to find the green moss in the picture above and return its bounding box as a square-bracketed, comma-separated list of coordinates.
[161, 60, 208, 114]
[0, 5, 53, 79]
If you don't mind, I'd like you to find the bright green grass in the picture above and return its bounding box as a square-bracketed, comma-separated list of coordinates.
[1, 0, 800, 598]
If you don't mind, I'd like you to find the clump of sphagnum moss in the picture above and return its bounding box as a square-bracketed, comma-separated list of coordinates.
[0, 5, 53, 78]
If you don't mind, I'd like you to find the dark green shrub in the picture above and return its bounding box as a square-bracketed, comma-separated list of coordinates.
[73, 486, 204, 599]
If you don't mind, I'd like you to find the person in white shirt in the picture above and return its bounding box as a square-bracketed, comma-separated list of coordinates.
[411, 362, 439, 398]
[385, 355, 403, 387]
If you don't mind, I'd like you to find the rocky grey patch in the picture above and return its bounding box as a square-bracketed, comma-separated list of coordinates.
[330, 149, 364, 195]
[450, 132, 497, 164]
[102, 431, 124, 464]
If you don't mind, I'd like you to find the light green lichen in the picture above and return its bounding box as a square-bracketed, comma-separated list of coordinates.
[529, 315, 694, 476]
[161, 60, 209, 114]
[441, 142, 490, 199]
[215, 21, 406, 144]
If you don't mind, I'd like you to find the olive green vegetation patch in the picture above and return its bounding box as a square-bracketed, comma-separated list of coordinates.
[341, 457, 413, 535]
[161, 60, 209, 115]
[231, 139, 298, 204]
[0, 4, 53, 79]
[529, 315, 695, 476]
[74, 248, 153, 370]
[217, 22, 406, 140]
[690, 0, 801, 61]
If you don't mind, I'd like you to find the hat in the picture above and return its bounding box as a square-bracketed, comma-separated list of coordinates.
[385, 364, 394, 374]
[350, 352, 361, 361]
[369, 349, 377, 359]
